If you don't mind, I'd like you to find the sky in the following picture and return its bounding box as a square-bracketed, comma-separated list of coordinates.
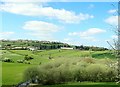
[0, 0, 118, 48]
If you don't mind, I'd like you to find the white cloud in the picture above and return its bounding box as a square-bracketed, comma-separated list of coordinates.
[0, 2, 94, 23]
[0, 31, 14, 39]
[68, 28, 106, 41]
[69, 28, 106, 37]
[79, 28, 106, 37]
[1, 0, 51, 3]
[81, 36, 98, 42]
[108, 9, 117, 14]
[23, 21, 60, 40]
[23, 21, 59, 32]
[105, 16, 118, 26]
[111, 35, 118, 39]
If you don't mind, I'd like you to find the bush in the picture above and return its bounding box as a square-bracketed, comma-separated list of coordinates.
[24, 60, 31, 64]
[85, 64, 108, 81]
[2, 58, 14, 63]
[17, 60, 24, 63]
[23, 67, 39, 82]
[23, 58, 117, 85]
[24, 55, 34, 61]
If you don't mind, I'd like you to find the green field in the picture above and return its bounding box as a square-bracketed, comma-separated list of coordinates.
[1, 49, 118, 86]
[29, 82, 119, 87]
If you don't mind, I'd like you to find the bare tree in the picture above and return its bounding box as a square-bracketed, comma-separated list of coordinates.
[107, 2, 120, 83]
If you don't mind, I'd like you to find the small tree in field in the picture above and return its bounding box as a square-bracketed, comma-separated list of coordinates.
[24, 55, 34, 61]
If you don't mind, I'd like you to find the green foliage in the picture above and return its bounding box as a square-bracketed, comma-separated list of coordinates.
[17, 60, 24, 63]
[24, 58, 117, 85]
[2, 58, 14, 63]
[23, 67, 39, 81]
[24, 55, 34, 61]
[85, 64, 116, 82]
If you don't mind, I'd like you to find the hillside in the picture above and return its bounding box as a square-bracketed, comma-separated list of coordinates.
[0, 39, 108, 51]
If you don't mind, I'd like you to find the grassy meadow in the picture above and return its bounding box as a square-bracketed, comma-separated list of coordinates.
[1, 49, 119, 86]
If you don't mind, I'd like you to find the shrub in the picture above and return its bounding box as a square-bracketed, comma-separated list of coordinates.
[17, 60, 24, 63]
[23, 58, 117, 85]
[85, 64, 116, 82]
[24, 60, 31, 64]
[23, 67, 39, 82]
[2, 58, 14, 63]
[24, 55, 34, 61]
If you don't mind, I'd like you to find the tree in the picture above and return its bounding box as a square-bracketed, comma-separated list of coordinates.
[107, 2, 120, 83]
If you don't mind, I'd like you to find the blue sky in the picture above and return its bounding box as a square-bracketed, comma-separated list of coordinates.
[0, 1, 118, 48]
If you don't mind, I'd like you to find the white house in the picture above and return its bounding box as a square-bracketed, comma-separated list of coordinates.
[61, 47, 74, 50]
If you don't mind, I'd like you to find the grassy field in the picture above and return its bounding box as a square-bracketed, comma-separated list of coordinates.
[1, 50, 115, 64]
[30, 82, 120, 87]
[2, 62, 35, 85]
[1, 49, 117, 86]
[2, 82, 120, 87]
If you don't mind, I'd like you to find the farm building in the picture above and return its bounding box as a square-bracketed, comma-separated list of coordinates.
[60, 47, 74, 50]
[11, 47, 27, 50]
[28, 47, 38, 51]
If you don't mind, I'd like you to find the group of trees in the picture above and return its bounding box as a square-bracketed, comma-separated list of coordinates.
[1, 40, 69, 50]
[75, 45, 108, 51]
